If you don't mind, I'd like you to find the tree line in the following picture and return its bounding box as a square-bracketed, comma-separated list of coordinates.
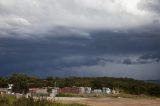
[0, 74, 160, 97]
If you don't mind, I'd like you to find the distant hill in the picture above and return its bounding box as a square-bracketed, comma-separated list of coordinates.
[144, 80, 160, 84]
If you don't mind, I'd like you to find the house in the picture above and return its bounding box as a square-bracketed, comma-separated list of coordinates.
[50, 87, 59, 97]
[0, 88, 8, 94]
[85, 87, 92, 93]
[79, 87, 92, 94]
[0, 84, 14, 95]
[93, 89, 102, 93]
[8, 84, 13, 90]
[29, 88, 48, 97]
[112, 88, 120, 94]
[102, 87, 111, 94]
[79, 87, 85, 94]
[58, 87, 80, 94]
[8, 84, 13, 94]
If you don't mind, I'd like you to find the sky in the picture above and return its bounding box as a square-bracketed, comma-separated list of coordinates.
[0, 0, 160, 80]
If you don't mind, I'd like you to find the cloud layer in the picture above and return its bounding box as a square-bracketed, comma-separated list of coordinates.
[0, 0, 159, 38]
[0, 0, 160, 80]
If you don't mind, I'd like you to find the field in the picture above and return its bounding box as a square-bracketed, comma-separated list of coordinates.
[86, 98, 160, 106]
[55, 97, 160, 106]
[1, 95, 160, 106]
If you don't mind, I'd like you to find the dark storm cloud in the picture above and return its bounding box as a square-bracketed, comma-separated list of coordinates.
[0, 0, 160, 79]
[90, 29, 160, 54]
[0, 28, 160, 75]
[123, 59, 132, 65]
[0, 28, 160, 79]
[138, 54, 160, 63]
[122, 54, 160, 65]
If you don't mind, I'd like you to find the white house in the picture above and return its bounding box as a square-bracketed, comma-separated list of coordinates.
[50, 87, 59, 97]
[79, 87, 92, 94]
[102, 87, 111, 94]
[85, 87, 92, 93]
[29, 88, 48, 97]
[93, 89, 102, 93]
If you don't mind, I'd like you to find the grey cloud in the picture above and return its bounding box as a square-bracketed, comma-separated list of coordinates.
[123, 59, 132, 65]
[0, 0, 160, 79]
[0, 0, 157, 39]
[138, 0, 160, 14]
[122, 53, 160, 65]
[138, 54, 160, 63]
[140, 54, 160, 60]
[122, 58, 154, 65]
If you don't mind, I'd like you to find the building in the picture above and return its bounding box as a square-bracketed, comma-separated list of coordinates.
[0, 88, 8, 94]
[102, 87, 111, 94]
[8, 84, 13, 90]
[112, 88, 120, 94]
[59, 87, 80, 94]
[8, 84, 13, 94]
[93, 89, 102, 93]
[50, 87, 59, 97]
[29, 88, 48, 97]
[79, 87, 85, 94]
[85, 87, 92, 93]
[0, 84, 14, 95]
[79, 87, 92, 94]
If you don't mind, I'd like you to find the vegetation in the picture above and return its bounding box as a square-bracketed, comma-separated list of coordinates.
[0, 74, 160, 97]
[0, 95, 86, 106]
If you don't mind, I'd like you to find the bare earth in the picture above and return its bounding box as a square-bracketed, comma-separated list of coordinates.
[53, 97, 160, 106]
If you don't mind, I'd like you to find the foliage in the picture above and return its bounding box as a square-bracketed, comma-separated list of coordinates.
[0, 95, 16, 106]
[0, 74, 160, 97]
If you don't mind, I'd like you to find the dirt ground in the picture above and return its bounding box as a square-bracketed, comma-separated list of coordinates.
[83, 98, 160, 106]
[53, 97, 160, 106]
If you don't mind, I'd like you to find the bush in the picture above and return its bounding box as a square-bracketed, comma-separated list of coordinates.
[0, 95, 16, 106]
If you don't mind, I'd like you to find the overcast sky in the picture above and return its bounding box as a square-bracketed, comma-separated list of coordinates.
[0, 0, 160, 80]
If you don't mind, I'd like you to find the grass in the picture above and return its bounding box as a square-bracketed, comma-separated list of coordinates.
[0, 95, 87, 106]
